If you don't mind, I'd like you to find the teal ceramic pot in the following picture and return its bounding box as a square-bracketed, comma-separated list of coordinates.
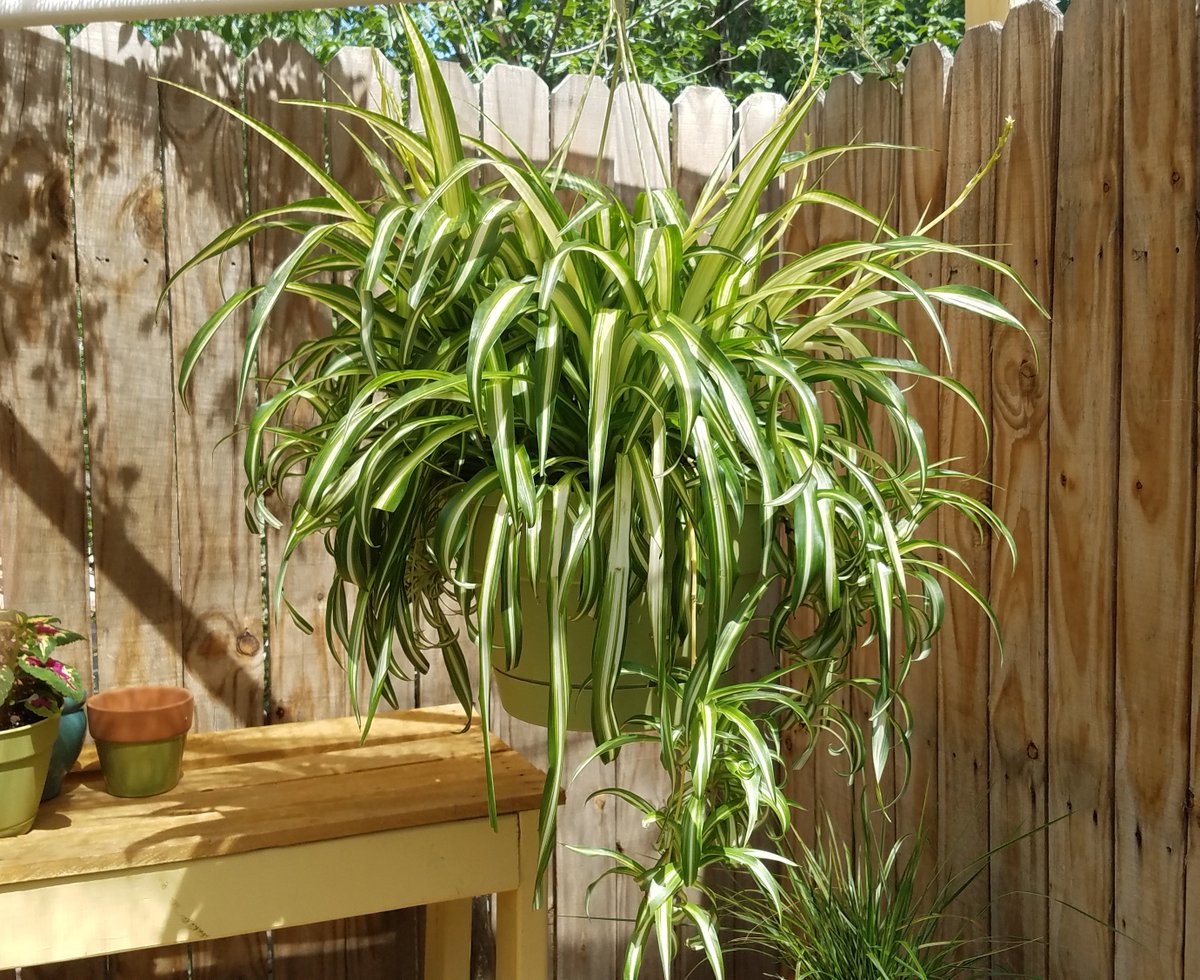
[41, 695, 88, 802]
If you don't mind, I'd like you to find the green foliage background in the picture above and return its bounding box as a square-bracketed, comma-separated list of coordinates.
[113, 1, 1067, 103]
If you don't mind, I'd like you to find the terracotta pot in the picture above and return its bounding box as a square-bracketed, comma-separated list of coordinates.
[87, 686, 193, 797]
[0, 714, 60, 836]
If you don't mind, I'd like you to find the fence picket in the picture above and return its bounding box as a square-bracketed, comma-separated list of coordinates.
[0, 29, 97, 980]
[672, 85, 732, 212]
[481, 63, 550, 168]
[895, 40, 952, 883]
[611, 80, 670, 207]
[781, 88, 824, 853]
[322, 45, 423, 980]
[1047, 1, 1122, 976]
[1115, 2, 1196, 978]
[809, 71, 862, 847]
[550, 73, 614, 193]
[0, 27, 91, 688]
[158, 28, 271, 980]
[988, 4, 1062, 975]
[937, 20, 1002, 941]
[70, 21, 187, 980]
[244, 38, 348, 979]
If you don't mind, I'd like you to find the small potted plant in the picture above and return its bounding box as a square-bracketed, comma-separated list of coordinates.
[0, 610, 86, 835]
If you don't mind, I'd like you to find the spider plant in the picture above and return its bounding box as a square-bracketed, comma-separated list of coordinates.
[169, 3, 1036, 942]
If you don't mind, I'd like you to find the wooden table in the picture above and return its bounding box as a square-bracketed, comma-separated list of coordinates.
[0, 705, 550, 979]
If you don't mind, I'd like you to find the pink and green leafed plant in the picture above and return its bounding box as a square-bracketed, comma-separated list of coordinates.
[0, 610, 86, 732]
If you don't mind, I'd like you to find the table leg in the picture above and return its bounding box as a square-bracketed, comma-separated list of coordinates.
[423, 898, 473, 980]
[495, 810, 548, 980]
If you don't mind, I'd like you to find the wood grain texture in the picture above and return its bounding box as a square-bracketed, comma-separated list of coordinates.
[987, 4, 1061, 972]
[70, 24, 184, 979]
[937, 21, 1001, 940]
[671, 85, 732, 211]
[243, 40, 346, 980]
[72, 23, 182, 691]
[781, 91, 824, 852]
[160, 30, 263, 738]
[1115, 2, 1196, 977]
[895, 40, 952, 883]
[3, 78, 106, 945]
[1047, 2, 1122, 976]
[808, 71, 861, 847]
[481, 63, 550, 168]
[0, 27, 91, 680]
[159, 29, 269, 980]
[325, 46, 406, 203]
[245, 39, 343, 729]
[322, 46, 422, 980]
[1, 708, 540, 886]
[611, 81, 670, 208]
[550, 74, 613, 192]
[855, 75, 901, 853]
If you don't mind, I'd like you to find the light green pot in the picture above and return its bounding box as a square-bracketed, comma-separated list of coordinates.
[476, 499, 766, 732]
[0, 714, 60, 837]
[95, 734, 187, 798]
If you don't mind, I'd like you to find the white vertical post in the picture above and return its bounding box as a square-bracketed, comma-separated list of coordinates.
[966, 0, 1019, 27]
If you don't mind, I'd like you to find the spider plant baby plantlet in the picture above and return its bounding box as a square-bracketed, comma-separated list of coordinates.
[169, 6, 1038, 969]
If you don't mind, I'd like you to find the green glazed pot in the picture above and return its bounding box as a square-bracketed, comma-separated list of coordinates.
[0, 714, 60, 837]
[42, 694, 88, 802]
[87, 686, 194, 798]
[94, 735, 188, 798]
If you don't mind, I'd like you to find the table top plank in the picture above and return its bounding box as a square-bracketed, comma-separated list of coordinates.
[0, 705, 547, 887]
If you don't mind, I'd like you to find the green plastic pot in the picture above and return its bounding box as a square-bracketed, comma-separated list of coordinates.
[86, 686, 194, 798]
[475, 499, 766, 732]
[0, 714, 60, 837]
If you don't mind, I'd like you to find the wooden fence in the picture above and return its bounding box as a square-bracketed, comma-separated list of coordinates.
[1, 0, 1197, 977]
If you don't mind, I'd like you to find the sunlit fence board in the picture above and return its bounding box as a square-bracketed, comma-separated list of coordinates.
[1115, 2, 1196, 978]
[0, 30, 95, 980]
[244, 38, 352, 980]
[70, 21, 188, 980]
[937, 20, 1001, 941]
[895, 39, 952, 884]
[987, 4, 1061, 975]
[1047, 1, 1123, 977]
[0, 27, 91, 690]
[159, 28, 270, 980]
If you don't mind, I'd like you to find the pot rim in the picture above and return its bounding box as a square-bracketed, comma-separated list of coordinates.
[86, 685, 194, 744]
[87, 685, 192, 714]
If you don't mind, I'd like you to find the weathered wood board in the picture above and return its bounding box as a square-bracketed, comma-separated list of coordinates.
[0, 26, 92, 707]
[937, 21, 1001, 941]
[895, 39, 952, 885]
[1046, 1, 1122, 976]
[158, 28, 270, 980]
[1114, 2, 1195, 978]
[987, 4, 1061, 974]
